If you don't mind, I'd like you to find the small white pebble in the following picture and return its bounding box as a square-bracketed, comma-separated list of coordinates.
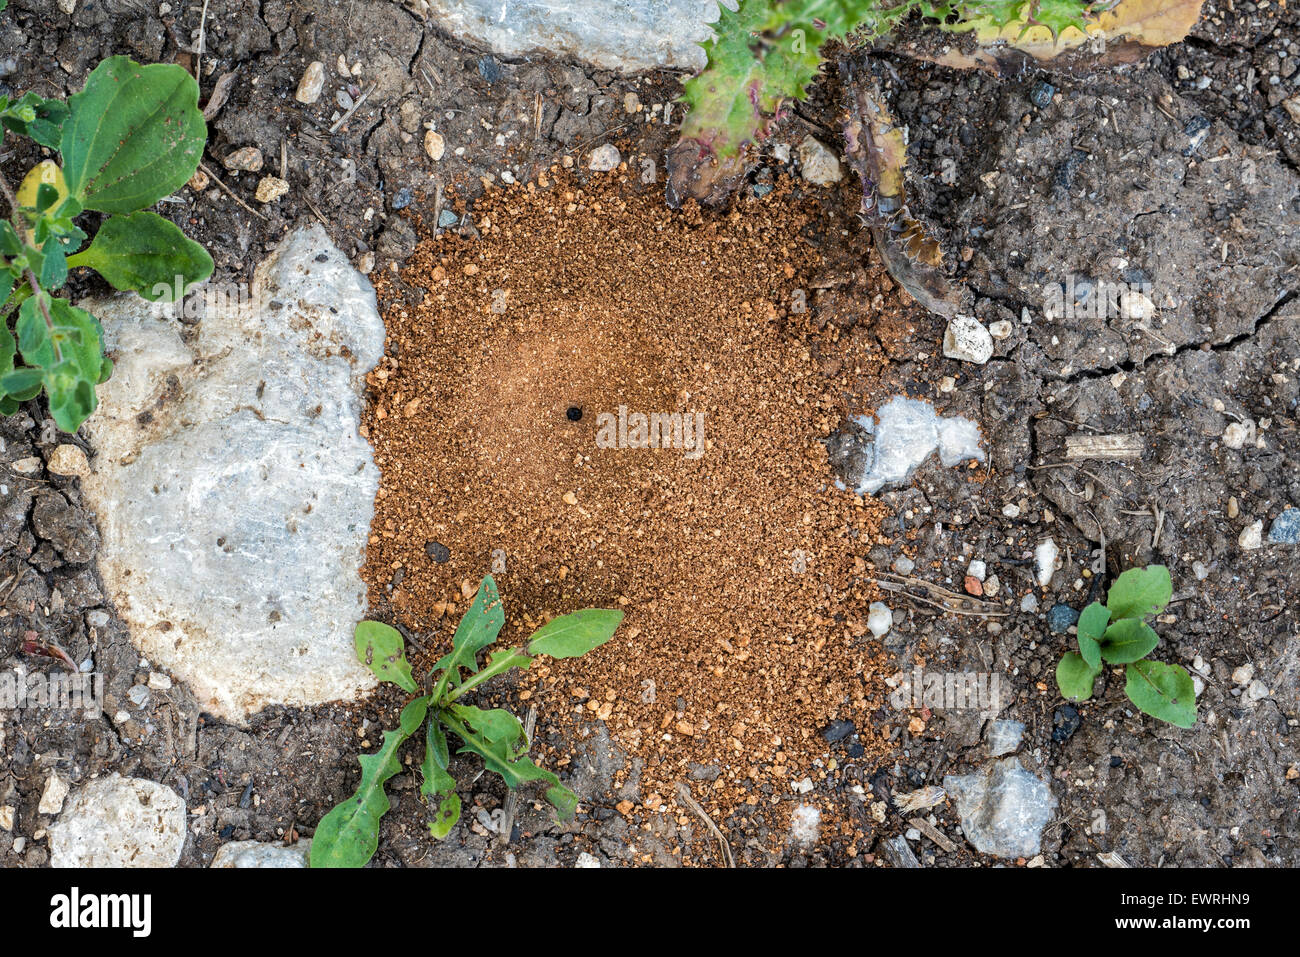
[867, 602, 893, 639]
[1238, 520, 1263, 551]
[587, 144, 621, 172]
[1035, 538, 1059, 587]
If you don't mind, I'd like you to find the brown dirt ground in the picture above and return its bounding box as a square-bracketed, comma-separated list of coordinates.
[360, 166, 919, 850]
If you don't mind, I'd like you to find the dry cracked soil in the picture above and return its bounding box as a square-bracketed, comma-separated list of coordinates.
[0, 0, 1295, 868]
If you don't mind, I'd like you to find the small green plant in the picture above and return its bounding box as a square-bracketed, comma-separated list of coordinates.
[1055, 564, 1197, 728]
[666, 0, 1109, 204]
[310, 574, 624, 868]
[0, 56, 211, 432]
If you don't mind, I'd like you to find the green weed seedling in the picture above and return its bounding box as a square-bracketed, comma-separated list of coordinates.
[0, 56, 211, 432]
[310, 574, 623, 867]
[1055, 564, 1197, 728]
[667, 0, 1109, 201]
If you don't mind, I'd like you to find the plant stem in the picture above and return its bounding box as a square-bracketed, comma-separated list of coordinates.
[447, 648, 528, 702]
[0, 167, 62, 360]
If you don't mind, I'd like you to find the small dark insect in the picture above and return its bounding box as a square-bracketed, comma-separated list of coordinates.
[565, 406, 583, 422]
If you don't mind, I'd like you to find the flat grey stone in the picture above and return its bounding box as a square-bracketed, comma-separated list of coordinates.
[81, 226, 382, 720]
[211, 840, 311, 868]
[49, 775, 186, 868]
[421, 0, 721, 71]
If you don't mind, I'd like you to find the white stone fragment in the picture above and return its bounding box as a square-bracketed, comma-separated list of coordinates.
[421, 0, 719, 71]
[867, 601, 893, 639]
[49, 775, 186, 867]
[295, 61, 325, 105]
[1035, 538, 1059, 587]
[1239, 520, 1263, 550]
[79, 226, 382, 720]
[211, 840, 311, 868]
[797, 136, 843, 186]
[47, 444, 90, 477]
[789, 804, 821, 847]
[844, 397, 985, 495]
[39, 773, 69, 815]
[943, 315, 994, 364]
[1223, 421, 1253, 449]
[586, 143, 621, 172]
[1244, 680, 1269, 702]
[1119, 289, 1156, 321]
[424, 130, 446, 161]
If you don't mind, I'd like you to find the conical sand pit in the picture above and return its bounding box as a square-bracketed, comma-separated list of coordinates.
[363, 173, 911, 853]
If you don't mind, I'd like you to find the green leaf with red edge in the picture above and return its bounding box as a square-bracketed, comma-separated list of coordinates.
[60, 56, 206, 213]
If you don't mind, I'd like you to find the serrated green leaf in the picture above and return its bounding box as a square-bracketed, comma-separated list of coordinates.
[310, 696, 428, 868]
[443, 709, 577, 820]
[354, 620, 417, 693]
[66, 211, 213, 298]
[0, 93, 67, 150]
[1056, 651, 1099, 701]
[1105, 564, 1172, 620]
[449, 704, 526, 752]
[1125, 660, 1196, 728]
[526, 608, 624, 660]
[1100, 617, 1160, 664]
[1027, 0, 1094, 37]
[675, 0, 895, 172]
[448, 645, 532, 702]
[14, 295, 105, 432]
[45, 369, 98, 434]
[60, 56, 206, 214]
[430, 574, 505, 700]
